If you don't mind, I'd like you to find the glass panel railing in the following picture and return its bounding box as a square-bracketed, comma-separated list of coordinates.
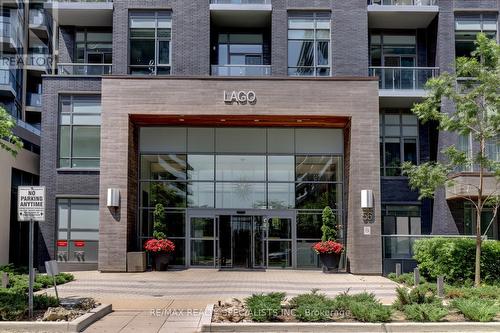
[29, 9, 46, 26]
[369, 67, 439, 91]
[382, 235, 476, 260]
[57, 63, 112, 76]
[0, 68, 16, 93]
[0, 21, 10, 38]
[210, 0, 271, 4]
[212, 65, 271, 76]
[369, 0, 437, 5]
[27, 92, 42, 108]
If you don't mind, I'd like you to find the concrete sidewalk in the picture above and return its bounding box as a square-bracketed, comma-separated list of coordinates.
[41, 270, 397, 333]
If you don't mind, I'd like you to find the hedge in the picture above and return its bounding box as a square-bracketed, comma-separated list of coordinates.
[413, 238, 500, 284]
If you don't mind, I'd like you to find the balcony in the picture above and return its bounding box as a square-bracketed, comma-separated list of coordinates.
[44, 0, 113, 27]
[369, 66, 438, 96]
[0, 68, 17, 97]
[210, 0, 271, 28]
[211, 65, 271, 77]
[58, 63, 112, 76]
[368, 0, 438, 29]
[445, 173, 499, 201]
[28, 53, 52, 73]
[27, 92, 42, 110]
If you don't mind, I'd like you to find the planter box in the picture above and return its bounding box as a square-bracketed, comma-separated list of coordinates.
[127, 252, 146, 272]
[0, 304, 112, 333]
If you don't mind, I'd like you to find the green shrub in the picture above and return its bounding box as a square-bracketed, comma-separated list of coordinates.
[0, 290, 26, 321]
[451, 298, 500, 322]
[349, 301, 392, 322]
[387, 272, 425, 286]
[291, 290, 335, 322]
[393, 287, 412, 310]
[413, 238, 500, 284]
[34, 294, 59, 310]
[445, 285, 500, 300]
[404, 303, 448, 322]
[245, 292, 285, 322]
[295, 301, 333, 322]
[0, 264, 28, 275]
[409, 283, 437, 304]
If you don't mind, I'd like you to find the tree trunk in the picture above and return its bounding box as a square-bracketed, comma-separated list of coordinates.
[474, 138, 485, 287]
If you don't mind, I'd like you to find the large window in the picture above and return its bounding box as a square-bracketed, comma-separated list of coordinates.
[129, 11, 172, 75]
[379, 110, 419, 176]
[288, 12, 331, 76]
[455, 14, 498, 58]
[56, 199, 99, 263]
[218, 33, 264, 66]
[76, 29, 112, 65]
[138, 127, 345, 266]
[58, 95, 101, 168]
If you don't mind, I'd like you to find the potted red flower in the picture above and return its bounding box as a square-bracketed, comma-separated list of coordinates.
[313, 206, 344, 273]
[144, 203, 175, 271]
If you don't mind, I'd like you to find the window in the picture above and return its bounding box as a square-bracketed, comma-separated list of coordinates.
[455, 14, 498, 58]
[458, 134, 499, 172]
[370, 33, 417, 67]
[129, 11, 172, 75]
[76, 29, 112, 73]
[379, 110, 419, 176]
[382, 205, 421, 235]
[56, 199, 99, 263]
[288, 12, 331, 76]
[59, 95, 101, 168]
[218, 33, 264, 66]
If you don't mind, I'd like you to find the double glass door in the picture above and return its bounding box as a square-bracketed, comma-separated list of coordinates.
[218, 215, 267, 269]
[383, 55, 416, 90]
[188, 211, 294, 269]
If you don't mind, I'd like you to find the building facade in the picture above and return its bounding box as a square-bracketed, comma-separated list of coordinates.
[34, 0, 498, 274]
[0, 0, 53, 266]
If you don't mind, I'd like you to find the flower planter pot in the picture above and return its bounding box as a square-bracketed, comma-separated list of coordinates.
[153, 253, 171, 271]
[319, 253, 341, 273]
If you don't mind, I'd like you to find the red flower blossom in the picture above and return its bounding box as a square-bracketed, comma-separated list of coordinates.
[144, 238, 176, 253]
[312, 240, 344, 254]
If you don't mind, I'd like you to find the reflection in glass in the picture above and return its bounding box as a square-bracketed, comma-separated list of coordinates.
[296, 183, 341, 210]
[296, 213, 322, 239]
[141, 155, 187, 180]
[296, 240, 320, 268]
[187, 182, 214, 208]
[191, 217, 214, 238]
[169, 238, 185, 265]
[187, 155, 214, 181]
[296, 156, 341, 182]
[215, 183, 266, 209]
[268, 183, 295, 209]
[140, 182, 187, 208]
[216, 155, 266, 181]
[268, 241, 292, 267]
[268, 218, 292, 239]
[191, 240, 214, 266]
[268, 156, 294, 181]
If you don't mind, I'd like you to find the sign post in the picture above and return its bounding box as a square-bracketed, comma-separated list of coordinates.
[18, 186, 45, 319]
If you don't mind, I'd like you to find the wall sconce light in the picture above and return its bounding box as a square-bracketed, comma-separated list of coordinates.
[107, 188, 120, 208]
[361, 190, 374, 224]
[361, 190, 374, 209]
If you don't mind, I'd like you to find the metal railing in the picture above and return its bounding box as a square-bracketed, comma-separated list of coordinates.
[58, 63, 112, 76]
[382, 235, 477, 260]
[27, 93, 42, 108]
[212, 65, 271, 76]
[369, 66, 439, 91]
[369, 0, 437, 5]
[211, 0, 271, 4]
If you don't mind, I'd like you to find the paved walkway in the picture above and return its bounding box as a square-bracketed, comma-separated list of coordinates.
[41, 270, 397, 333]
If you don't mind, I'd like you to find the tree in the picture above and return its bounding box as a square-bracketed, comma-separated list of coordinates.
[402, 33, 500, 287]
[321, 206, 337, 242]
[0, 106, 23, 156]
[152, 203, 166, 240]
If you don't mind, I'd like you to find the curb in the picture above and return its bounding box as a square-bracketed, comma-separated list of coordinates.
[200, 305, 500, 332]
[0, 304, 112, 333]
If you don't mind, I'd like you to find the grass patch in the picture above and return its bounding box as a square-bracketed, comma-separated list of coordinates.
[451, 298, 500, 322]
[403, 303, 448, 322]
[245, 292, 285, 322]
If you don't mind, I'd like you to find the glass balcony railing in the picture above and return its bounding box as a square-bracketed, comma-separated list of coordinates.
[212, 65, 271, 76]
[0, 21, 10, 39]
[0, 68, 16, 92]
[29, 9, 47, 26]
[58, 63, 112, 76]
[27, 92, 42, 108]
[369, 0, 437, 5]
[210, 0, 271, 4]
[369, 66, 439, 91]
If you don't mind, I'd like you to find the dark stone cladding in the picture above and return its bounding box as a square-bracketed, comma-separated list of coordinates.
[38, 76, 102, 268]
